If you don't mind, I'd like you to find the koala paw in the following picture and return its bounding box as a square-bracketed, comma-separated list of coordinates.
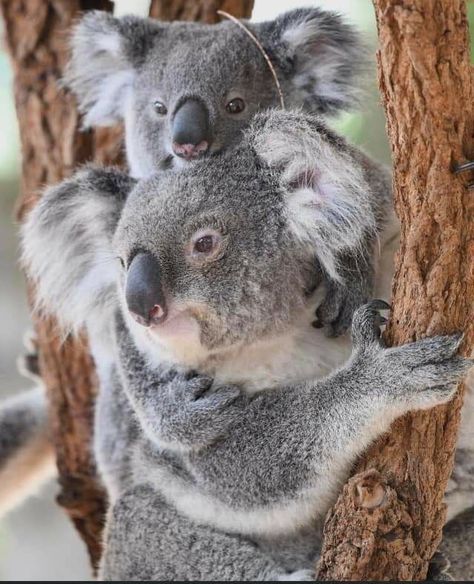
[352, 302, 472, 412]
[387, 334, 471, 410]
[314, 281, 368, 338]
[158, 374, 244, 448]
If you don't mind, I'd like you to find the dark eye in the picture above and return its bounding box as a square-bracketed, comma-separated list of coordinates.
[225, 97, 245, 114]
[118, 257, 125, 269]
[187, 229, 224, 263]
[153, 100, 167, 115]
[194, 235, 214, 254]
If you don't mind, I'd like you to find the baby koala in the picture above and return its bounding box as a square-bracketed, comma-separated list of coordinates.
[22, 110, 471, 580]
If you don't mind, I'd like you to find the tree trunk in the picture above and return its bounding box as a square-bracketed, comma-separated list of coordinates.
[317, 1, 474, 580]
[1, 0, 253, 573]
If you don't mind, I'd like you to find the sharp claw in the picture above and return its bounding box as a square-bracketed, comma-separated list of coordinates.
[369, 299, 391, 311]
[454, 161, 474, 174]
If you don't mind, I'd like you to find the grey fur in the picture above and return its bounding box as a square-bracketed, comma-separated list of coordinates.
[20, 111, 472, 580]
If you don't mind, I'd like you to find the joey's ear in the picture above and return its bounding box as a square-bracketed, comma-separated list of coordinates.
[65, 11, 162, 127]
[250, 111, 375, 281]
[21, 167, 136, 332]
[256, 8, 367, 115]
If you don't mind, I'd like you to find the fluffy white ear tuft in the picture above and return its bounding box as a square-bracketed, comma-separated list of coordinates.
[21, 167, 135, 334]
[251, 110, 376, 281]
[65, 11, 160, 127]
[257, 8, 368, 115]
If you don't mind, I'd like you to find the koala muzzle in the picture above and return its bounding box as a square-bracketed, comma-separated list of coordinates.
[125, 252, 168, 327]
[172, 98, 211, 160]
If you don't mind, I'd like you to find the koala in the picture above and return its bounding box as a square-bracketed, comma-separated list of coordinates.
[66, 8, 365, 175]
[21, 111, 471, 580]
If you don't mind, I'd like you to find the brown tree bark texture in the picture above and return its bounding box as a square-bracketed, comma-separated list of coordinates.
[1, 0, 253, 572]
[317, 1, 474, 581]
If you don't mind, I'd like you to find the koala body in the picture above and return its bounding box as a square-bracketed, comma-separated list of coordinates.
[22, 111, 471, 580]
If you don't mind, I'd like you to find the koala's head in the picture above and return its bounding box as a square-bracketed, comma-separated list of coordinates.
[66, 8, 365, 177]
[23, 111, 376, 367]
[112, 111, 375, 364]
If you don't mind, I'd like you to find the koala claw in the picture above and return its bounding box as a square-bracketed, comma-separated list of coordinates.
[453, 160, 474, 189]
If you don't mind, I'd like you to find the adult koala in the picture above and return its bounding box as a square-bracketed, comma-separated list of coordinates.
[21, 111, 471, 580]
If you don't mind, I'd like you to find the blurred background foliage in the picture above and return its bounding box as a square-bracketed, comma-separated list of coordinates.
[0, 0, 472, 580]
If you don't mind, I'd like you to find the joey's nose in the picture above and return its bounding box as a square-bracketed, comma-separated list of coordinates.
[125, 253, 167, 327]
[172, 98, 211, 160]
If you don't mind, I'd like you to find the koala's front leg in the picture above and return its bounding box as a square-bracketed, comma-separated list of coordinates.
[115, 324, 245, 451]
[312, 301, 471, 472]
[314, 247, 374, 338]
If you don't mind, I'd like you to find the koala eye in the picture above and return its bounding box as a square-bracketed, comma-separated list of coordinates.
[153, 100, 168, 115]
[225, 97, 245, 114]
[187, 229, 224, 263]
[194, 235, 214, 254]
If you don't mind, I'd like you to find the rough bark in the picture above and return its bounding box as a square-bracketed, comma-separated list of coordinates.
[1, 0, 253, 572]
[317, 1, 474, 580]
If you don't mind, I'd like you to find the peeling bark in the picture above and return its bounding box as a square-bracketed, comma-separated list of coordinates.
[1, 0, 253, 571]
[317, 1, 474, 580]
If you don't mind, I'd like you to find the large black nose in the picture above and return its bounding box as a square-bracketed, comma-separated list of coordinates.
[125, 253, 167, 327]
[172, 98, 211, 160]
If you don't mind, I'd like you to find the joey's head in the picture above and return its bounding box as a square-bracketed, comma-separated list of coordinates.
[66, 9, 365, 178]
[113, 111, 375, 366]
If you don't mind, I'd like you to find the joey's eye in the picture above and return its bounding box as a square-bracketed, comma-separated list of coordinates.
[225, 97, 245, 114]
[118, 257, 125, 269]
[153, 100, 168, 115]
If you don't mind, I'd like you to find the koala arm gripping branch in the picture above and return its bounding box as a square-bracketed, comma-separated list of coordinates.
[173, 302, 470, 521]
[112, 303, 470, 524]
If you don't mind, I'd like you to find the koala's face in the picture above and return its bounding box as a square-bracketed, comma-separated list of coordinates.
[114, 151, 316, 359]
[127, 24, 278, 176]
[112, 112, 374, 364]
[67, 9, 364, 178]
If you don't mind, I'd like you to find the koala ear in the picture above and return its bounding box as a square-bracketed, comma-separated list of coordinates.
[65, 11, 161, 127]
[21, 167, 136, 333]
[250, 111, 376, 281]
[256, 8, 367, 115]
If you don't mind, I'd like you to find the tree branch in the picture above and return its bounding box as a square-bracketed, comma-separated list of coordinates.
[317, 1, 474, 579]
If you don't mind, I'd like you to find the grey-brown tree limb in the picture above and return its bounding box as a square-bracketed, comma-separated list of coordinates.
[317, 1, 474, 580]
